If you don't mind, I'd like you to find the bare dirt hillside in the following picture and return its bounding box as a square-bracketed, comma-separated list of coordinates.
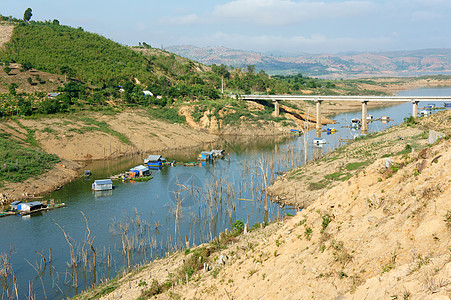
[78, 110, 451, 300]
[0, 23, 14, 48]
[17, 109, 218, 161]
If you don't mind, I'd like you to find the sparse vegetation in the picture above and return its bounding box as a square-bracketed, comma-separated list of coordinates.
[0, 135, 59, 183]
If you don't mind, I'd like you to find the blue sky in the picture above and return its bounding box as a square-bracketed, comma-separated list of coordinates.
[2, 0, 451, 54]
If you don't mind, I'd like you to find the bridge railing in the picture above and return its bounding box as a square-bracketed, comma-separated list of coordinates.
[242, 95, 451, 102]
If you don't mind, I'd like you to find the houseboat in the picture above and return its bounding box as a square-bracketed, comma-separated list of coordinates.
[129, 165, 151, 177]
[210, 150, 225, 158]
[419, 110, 430, 117]
[198, 151, 212, 161]
[313, 137, 326, 145]
[92, 179, 114, 191]
[350, 118, 361, 129]
[144, 155, 166, 169]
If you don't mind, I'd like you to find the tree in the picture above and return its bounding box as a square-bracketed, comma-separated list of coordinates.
[21, 62, 33, 71]
[52, 19, 60, 26]
[23, 8, 32, 22]
[3, 66, 11, 75]
[9, 83, 18, 95]
[60, 66, 74, 81]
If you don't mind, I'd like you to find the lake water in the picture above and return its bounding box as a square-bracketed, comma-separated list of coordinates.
[1, 87, 450, 299]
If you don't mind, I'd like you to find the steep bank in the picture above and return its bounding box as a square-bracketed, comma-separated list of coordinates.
[18, 109, 217, 161]
[76, 110, 450, 300]
[267, 110, 450, 208]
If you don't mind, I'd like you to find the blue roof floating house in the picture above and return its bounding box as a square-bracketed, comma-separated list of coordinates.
[92, 179, 114, 191]
[144, 155, 166, 169]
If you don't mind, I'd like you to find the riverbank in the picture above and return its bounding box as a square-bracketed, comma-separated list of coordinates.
[76, 109, 451, 300]
[0, 77, 448, 204]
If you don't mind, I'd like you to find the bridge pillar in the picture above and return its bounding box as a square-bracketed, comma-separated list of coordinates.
[411, 100, 419, 117]
[361, 100, 368, 133]
[315, 99, 323, 137]
[274, 100, 280, 117]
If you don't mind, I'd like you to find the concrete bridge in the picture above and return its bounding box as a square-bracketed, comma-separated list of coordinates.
[242, 95, 451, 133]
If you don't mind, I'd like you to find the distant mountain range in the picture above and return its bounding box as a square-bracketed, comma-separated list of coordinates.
[166, 46, 451, 79]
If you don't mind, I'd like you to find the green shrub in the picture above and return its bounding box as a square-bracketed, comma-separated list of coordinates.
[0, 136, 60, 183]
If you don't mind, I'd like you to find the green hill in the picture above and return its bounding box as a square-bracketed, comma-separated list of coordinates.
[0, 16, 393, 123]
[0, 20, 207, 86]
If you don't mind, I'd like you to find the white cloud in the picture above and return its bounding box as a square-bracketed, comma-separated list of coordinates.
[212, 0, 376, 26]
[164, 14, 202, 26]
[161, 0, 376, 27]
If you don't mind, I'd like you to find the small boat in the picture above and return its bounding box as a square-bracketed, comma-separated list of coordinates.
[366, 114, 373, 121]
[381, 116, 390, 124]
[313, 137, 326, 145]
[419, 110, 430, 117]
[350, 118, 361, 129]
[444, 102, 451, 108]
[184, 162, 198, 167]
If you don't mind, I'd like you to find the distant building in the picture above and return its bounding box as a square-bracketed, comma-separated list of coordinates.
[47, 92, 60, 98]
[143, 90, 153, 96]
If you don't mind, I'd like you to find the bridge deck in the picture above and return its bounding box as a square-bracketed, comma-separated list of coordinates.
[242, 95, 451, 102]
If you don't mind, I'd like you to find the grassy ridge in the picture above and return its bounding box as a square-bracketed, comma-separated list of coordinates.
[1, 22, 151, 84]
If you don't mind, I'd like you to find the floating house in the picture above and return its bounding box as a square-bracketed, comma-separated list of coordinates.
[210, 150, 225, 158]
[92, 179, 113, 191]
[144, 155, 166, 169]
[313, 137, 326, 145]
[130, 165, 151, 177]
[10, 201, 22, 210]
[198, 151, 212, 161]
[419, 110, 430, 117]
[350, 118, 361, 129]
[16, 201, 46, 213]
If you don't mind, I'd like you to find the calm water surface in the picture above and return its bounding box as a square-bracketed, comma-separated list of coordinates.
[1, 87, 450, 299]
